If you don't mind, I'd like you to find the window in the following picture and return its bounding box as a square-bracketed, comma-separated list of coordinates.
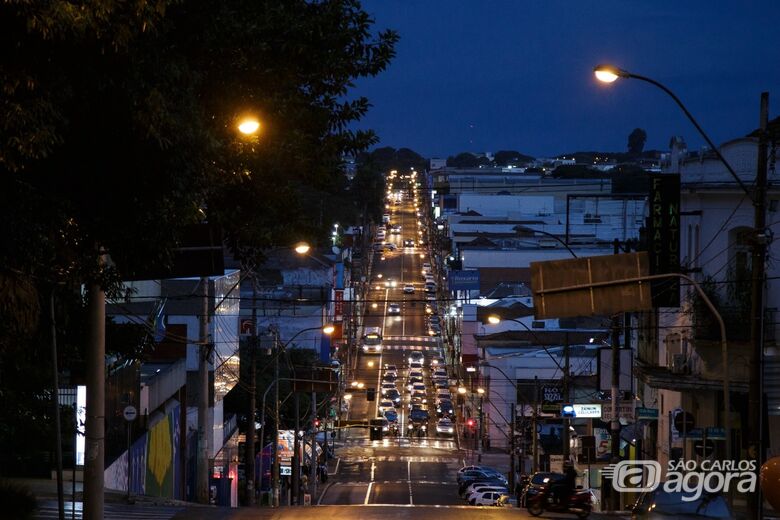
[729, 227, 753, 281]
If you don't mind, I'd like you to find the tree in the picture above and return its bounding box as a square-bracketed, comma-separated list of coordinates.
[628, 128, 647, 155]
[493, 150, 535, 167]
[446, 152, 490, 168]
[0, 0, 397, 474]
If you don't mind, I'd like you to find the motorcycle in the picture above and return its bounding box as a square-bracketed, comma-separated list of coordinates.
[526, 484, 592, 518]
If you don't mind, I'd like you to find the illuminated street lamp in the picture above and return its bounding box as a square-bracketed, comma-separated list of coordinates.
[238, 117, 261, 135]
[294, 242, 311, 255]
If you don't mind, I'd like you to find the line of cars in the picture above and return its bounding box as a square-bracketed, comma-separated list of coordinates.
[457, 465, 510, 506]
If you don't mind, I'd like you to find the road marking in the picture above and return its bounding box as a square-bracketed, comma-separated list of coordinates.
[408, 460, 414, 505]
[329, 457, 340, 476]
[316, 481, 334, 505]
[364, 481, 373, 505]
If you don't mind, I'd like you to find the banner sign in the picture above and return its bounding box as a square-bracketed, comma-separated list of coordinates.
[448, 270, 480, 291]
[572, 404, 602, 418]
[333, 289, 344, 322]
[648, 174, 681, 307]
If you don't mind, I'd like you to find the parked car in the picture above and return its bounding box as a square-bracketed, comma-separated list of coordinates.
[470, 491, 508, 506]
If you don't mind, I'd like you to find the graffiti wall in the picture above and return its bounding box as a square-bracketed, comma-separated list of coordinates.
[105, 405, 182, 499]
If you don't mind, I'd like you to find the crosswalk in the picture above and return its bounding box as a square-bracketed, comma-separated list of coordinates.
[34, 500, 184, 519]
[380, 344, 439, 351]
[339, 437, 457, 449]
[383, 335, 441, 344]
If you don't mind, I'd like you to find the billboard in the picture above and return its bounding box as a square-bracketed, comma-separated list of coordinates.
[530, 252, 652, 319]
[448, 270, 480, 291]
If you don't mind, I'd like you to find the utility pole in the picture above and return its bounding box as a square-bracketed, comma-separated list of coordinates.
[197, 276, 210, 504]
[293, 394, 300, 505]
[509, 403, 516, 492]
[477, 394, 484, 463]
[532, 376, 539, 473]
[311, 391, 318, 500]
[563, 332, 570, 462]
[50, 291, 65, 520]
[245, 277, 257, 505]
[748, 92, 770, 519]
[84, 274, 105, 520]
[272, 332, 280, 507]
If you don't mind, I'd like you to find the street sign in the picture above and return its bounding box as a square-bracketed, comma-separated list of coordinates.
[637, 407, 659, 420]
[280, 466, 292, 476]
[123, 405, 138, 422]
[601, 401, 635, 422]
[685, 428, 704, 440]
[706, 427, 726, 440]
[550, 455, 564, 473]
[673, 410, 695, 433]
[448, 270, 480, 291]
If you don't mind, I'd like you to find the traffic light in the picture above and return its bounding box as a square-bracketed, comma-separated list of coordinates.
[466, 418, 475, 429]
[314, 418, 321, 429]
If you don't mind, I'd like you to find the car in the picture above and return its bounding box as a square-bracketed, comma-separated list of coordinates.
[469, 491, 508, 506]
[382, 372, 397, 383]
[412, 382, 426, 392]
[383, 409, 398, 423]
[384, 278, 398, 288]
[458, 465, 495, 475]
[457, 469, 508, 486]
[383, 243, 397, 251]
[384, 364, 398, 374]
[465, 485, 508, 502]
[428, 315, 441, 326]
[427, 325, 441, 337]
[409, 407, 429, 423]
[422, 262, 431, 272]
[388, 303, 401, 315]
[391, 225, 402, 234]
[631, 488, 735, 519]
[425, 303, 438, 315]
[436, 418, 454, 436]
[403, 284, 415, 294]
[385, 388, 402, 406]
[431, 356, 445, 367]
[436, 391, 451, 403]
[409, 358, 423, 368]
[379, 399, 394, 412]
[382, 213, 391, 223]
[426, 294, 437, 302]
[381, 382, 396, 395]
[434, 379, 449, 389]
[433, 368, 447, 379]
[403, 239, 415, 247]
[408, 351, 425, 364]
[436, 400, 454, 417]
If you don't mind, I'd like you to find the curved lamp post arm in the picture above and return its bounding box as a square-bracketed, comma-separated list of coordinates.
[597, 66, 752, 200]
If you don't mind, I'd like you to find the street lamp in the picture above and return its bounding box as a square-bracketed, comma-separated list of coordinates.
[258, 324, 334, 508]
[245, 241, 313, 504]
[238, 117, 261, 135]
[593, 63, 746, 464]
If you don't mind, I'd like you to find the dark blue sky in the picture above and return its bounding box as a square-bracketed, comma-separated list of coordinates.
[354, 1, 780, 159]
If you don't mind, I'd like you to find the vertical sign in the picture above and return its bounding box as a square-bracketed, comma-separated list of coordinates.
[648, 174, 681, 307]
[333, 289, 344, 322]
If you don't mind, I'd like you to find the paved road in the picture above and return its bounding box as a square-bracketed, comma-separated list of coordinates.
[34, 499, 185, 519]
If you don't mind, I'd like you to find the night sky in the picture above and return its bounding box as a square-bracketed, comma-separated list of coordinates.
[354, 1, 780, 159]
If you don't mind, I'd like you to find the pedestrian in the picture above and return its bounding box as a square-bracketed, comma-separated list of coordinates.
[301, 473, 309, 494]
[320, 463, 328, 483]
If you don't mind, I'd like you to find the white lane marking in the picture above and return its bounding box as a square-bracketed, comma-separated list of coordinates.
[329, 457, 340, 476]
[364, 481, 374, 505]
[364, 459, 377, 505]
[408, 459, 414, 505]
[317, 481, 334, 505]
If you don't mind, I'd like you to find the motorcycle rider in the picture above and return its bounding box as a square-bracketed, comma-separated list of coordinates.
[551, 461, 577, 506]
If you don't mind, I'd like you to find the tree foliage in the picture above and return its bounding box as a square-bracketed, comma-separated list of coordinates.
[446, 152, 490, 168]
[493, 150, 535, 166]
[628, 128, 648, 155]
[0, 0, 397, 472]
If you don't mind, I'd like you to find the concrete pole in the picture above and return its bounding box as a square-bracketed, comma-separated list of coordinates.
[477, 395, 483, 463]
[293, 394, 300, 505]
[747, 92, 770, 519]
[563, 332, 570, 462]
[196, 276, 210, 504]
[50, 291, 65, 520]
[272, 332, 280, 507]
[84, 279, 105, 520]
[509, 403, 516, 492]
[245, 278, 257, 505]
[311, 391, 317, 499]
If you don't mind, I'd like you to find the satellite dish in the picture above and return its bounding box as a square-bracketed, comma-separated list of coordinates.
[332, 246, 341, 255]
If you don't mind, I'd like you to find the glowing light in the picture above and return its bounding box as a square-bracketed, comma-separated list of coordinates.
[487, 315, 501, 325]
[294, 242, 311, 254]
[238, 118, 260, 135]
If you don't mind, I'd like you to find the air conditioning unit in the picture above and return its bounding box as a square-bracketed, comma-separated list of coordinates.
[670, 354, 688, 374]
